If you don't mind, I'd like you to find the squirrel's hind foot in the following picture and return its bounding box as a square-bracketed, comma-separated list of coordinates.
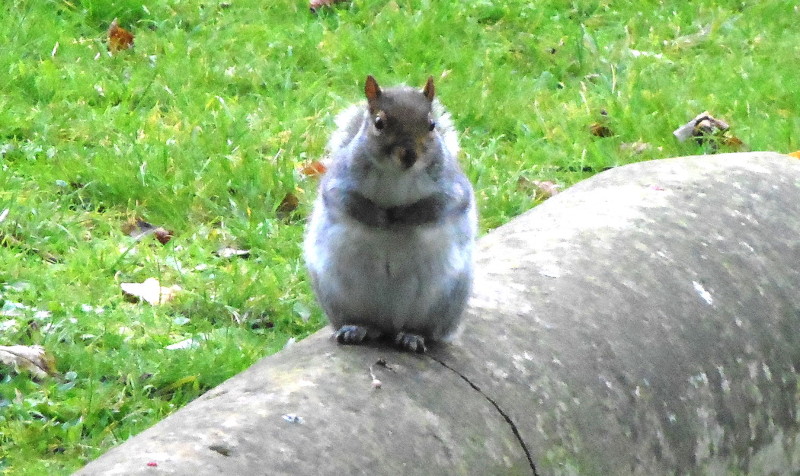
[394, 332, 427, 354]
[334, 325, 370, 345]
[333, 326, 427, 353]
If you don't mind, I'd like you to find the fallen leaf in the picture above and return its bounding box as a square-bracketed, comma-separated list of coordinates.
[153, 228, 174, 244]
[121, 278, 182, 305]
[276, 192, 299, 218]
[0, 345, 56, 379]
[721, 135, 747, 151]
[121, 218, 146, 237]
[107, 18, 134, 53]
[589, 122, 614, 138]
[165, 336, 204, 350]
[673, 111, 729, 143]
[299, 160, 327, 177]
[517, 177, 561, 200]
[620, 141, 652, 155]
[533, 180, 560, 199]
[787, 151, 800, 159]
[122, 218, 174, 244]
[215, 247, 251, 259]
[693, 117, 728, 138]
[309, 0, 347, 13]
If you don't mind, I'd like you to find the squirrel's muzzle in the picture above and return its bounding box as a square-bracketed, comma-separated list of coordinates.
[396, 146, 417, 169]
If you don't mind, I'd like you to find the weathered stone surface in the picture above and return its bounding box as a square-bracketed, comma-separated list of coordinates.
[447, 151, 800, 475]
[77, 152, 800, 475]
[77, 331, 529, 475]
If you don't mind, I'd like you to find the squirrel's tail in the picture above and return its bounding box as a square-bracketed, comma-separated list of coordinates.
[326, 104, 364, 161]
[432, 100, 460, 161]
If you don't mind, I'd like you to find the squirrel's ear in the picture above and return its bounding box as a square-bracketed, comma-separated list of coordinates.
[365, 75, 381, 103]
[422, 76, 435, 102]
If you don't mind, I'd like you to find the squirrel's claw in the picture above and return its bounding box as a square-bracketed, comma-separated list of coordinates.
[334, 325, 369, 345]
[395, 332, 427, 354]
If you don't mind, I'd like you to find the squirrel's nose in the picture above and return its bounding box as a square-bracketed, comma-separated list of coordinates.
[400, 148, 417, 169]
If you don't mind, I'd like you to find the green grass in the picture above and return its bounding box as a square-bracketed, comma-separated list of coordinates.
[1, 0, 798, 473]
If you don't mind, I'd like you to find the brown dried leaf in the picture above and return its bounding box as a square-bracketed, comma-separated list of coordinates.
[299, 160, 327, 178]
[107, 18, 134, 53]
[0, 345, 56, 379]
[153, 228, 174, 244]
[721, 135, 746, 151]
[517, 177, 561, 200]
[121, 278, 182, 305]
[673, 111, 729, 143]
[589, 122, 614, 138]
[122, 218, 147, 237]
[122, 218, 173, 245]
[309, 0, 347, 12]
[532, 180, 561, 199]
[694, 118, 728, 137]
[276, 192, 299, 218]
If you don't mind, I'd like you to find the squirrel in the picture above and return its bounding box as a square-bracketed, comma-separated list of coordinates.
[304, 75, 477, 353]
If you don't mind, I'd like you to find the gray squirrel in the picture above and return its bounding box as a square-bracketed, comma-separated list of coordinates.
[304, 75, 477, 353]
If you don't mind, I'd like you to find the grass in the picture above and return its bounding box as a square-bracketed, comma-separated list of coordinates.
[1, 0, 798, 473]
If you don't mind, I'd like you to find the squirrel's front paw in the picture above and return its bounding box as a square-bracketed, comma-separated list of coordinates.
[394, 332, 427, 354]
[334, 325, 369, 345]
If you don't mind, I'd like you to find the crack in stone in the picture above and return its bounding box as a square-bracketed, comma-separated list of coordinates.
[430, 356, 538, 476]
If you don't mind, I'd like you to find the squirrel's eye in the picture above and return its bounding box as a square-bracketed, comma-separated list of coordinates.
[374, 116, 384, 130]
[428, 119, 436, 132]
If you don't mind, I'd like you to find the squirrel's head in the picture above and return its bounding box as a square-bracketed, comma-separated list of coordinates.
[363, 75, 438, 171]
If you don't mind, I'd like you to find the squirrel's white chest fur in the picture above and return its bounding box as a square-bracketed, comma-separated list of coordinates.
[304, 196, 473, 339]
[360, 167, 438, 208]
